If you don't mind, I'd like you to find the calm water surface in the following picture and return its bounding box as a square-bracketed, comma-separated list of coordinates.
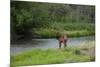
[11, 36, 95, 55]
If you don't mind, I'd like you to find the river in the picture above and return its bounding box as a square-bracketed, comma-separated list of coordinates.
[10, 36, 95, 55]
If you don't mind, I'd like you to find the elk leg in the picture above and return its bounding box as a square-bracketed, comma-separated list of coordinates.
[59, 41, 61, 48]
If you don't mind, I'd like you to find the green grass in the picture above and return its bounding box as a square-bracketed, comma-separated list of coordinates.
[33, 28, 95, 38]
[11, 46, 95, 67]
[32, 22, 95, 38]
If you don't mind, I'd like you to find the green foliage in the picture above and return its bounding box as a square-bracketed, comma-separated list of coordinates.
[11, 41, 95, 67]
[33, 28, 95, 38]
[11, 1, 95, 40]
[11, 48, 94, 67]
[74, 49, 81, 55]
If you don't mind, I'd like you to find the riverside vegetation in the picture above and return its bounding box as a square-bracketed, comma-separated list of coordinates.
[11, 1, 95, 67]
[11, 1, 95, 40]
[11, 41, 95, 67]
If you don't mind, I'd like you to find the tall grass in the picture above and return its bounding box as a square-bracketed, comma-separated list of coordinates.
[32, 22, 95, 38]
[11, 44, 95, 67]
[32, 29, 95, 38]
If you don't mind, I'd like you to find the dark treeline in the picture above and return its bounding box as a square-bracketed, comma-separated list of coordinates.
[11, 1, 95, 42]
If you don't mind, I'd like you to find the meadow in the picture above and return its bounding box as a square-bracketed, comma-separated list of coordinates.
[11, 41, 95, 67]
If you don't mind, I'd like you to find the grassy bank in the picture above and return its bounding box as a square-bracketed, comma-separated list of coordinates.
[32, 22, 95, 38]
[11, 42, 95, 67]
[33, 29, 95, 38]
